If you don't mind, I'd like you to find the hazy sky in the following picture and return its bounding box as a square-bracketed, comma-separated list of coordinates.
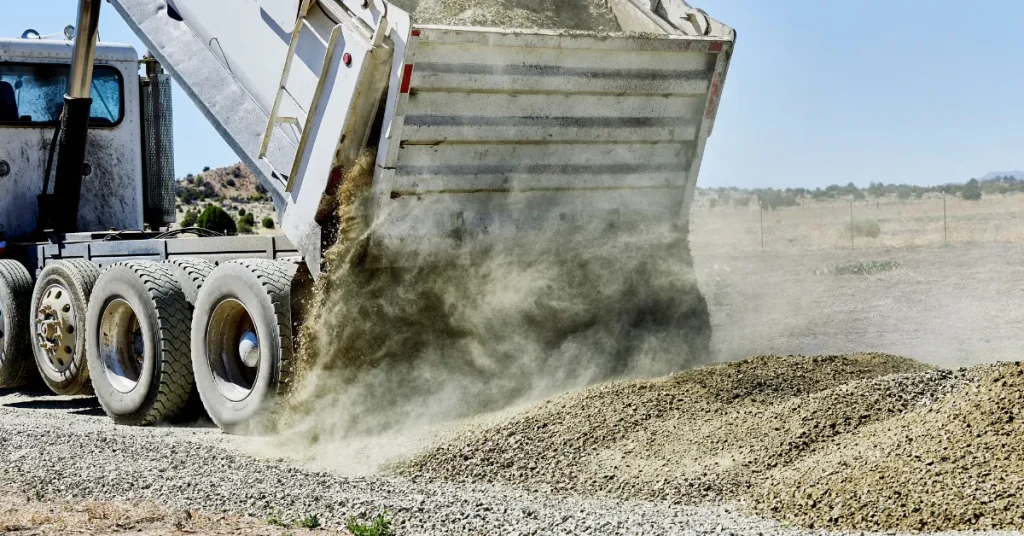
[2, 1, 1021, 188]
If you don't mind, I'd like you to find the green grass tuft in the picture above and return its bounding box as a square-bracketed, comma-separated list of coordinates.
[346, 512, 394, 536]
[297, 514, 321, 529]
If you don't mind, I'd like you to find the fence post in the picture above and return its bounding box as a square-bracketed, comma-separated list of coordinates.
[760, 205, 764, 252]
[943, 195, 948, 246]
[849, 200, 854, 248]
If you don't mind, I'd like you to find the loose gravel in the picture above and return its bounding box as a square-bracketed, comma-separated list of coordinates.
[3, 354, 1022, 534]
[398, 354, 1023, 532]
[388, 0, 621, 32]
[756, 362, 1024, 532]
[0, 390, 813, 536]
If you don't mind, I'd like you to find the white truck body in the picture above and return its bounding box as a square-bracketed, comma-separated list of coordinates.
[109, 0, 733, 273]
[0, 39, 144, 239]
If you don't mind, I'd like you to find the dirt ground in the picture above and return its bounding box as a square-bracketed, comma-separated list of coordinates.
[695, 242, 1024, 369]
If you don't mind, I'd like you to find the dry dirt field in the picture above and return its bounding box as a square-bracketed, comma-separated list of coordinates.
[690, 193, 1024, 368]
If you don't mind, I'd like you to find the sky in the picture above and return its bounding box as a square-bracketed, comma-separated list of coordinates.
[2, 1, 1022, 189]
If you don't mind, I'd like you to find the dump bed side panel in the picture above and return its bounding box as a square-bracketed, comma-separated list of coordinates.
[369, 28, 732, 256]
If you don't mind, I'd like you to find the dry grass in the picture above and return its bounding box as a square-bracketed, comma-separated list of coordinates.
[0, 493, 347, 535]
[692, 193, 1024, 254]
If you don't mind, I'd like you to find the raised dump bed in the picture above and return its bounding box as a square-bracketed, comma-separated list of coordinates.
[112, 0, 735, 267]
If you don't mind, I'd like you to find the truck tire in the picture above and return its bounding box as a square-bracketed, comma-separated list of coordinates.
[167, 258, 216, 305]
[85, 262, 193, 426]
[30, 260, 100, 395]
[0, 260, 35, 388]
[191, 259, 297, 434]
[166, 258, 217, 421]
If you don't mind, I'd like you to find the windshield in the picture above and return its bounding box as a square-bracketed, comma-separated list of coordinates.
[0, 63, 124, 126]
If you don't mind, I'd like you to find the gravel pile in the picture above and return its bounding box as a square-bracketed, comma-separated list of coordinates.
[396, 353, 938, 501]
[755, 362, 1024, 532]
[388, 0, 621, 32]
[398, 354, 1022, 532]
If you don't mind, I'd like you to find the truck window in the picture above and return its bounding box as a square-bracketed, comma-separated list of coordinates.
[0, 63, 124, 127]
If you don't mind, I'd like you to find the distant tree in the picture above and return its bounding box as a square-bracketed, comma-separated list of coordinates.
[238, 207, 246, 217]
[196, 205, 236, 235]
[867, 181, 886, 198]
[962, 178, 982, 201]
[225, 178, 236, 187]
[755, 189, 798, 210]
[203, 166, 211, 172]
[262, 217, 275, 229]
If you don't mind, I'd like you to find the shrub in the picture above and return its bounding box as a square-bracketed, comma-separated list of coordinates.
[203, 166, 211, 172]
[238, 207, 246, 217]
[180, 208, 199, 228]
[196, 205, 236, 235]
[849, 219, 881, 239]
[225, 178, 236, 187]
[262, 217, 275, 229]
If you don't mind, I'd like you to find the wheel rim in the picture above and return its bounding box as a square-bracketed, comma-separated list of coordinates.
[34, 283, 78, 372]
[206, 299, 260, 402]
[98, 299, 145, 393]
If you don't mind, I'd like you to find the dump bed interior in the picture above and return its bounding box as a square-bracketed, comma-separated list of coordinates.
[369, 23, 733, 257]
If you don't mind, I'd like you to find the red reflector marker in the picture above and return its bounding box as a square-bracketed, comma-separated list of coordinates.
[400, 64, 415, 94]
[411, 29, 421, 37]
[708, 42, 724, 53]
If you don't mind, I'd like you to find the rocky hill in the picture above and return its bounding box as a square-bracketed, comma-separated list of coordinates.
[174, 163, 277, 232]
[176, 163, 270, 205]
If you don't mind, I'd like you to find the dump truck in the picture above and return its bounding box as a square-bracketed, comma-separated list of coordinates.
[0, 0, 734, 432]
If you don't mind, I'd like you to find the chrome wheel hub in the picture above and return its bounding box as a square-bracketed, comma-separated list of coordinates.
[98, 298, 145, 393]
[206, 299, 260, 402]
[35, 284, 77, 371]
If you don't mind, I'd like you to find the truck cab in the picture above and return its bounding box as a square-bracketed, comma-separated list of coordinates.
[0, 34, 171, 241]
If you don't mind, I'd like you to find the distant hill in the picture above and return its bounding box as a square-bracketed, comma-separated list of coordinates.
[174, 163, 278, 232]
[177, 163, 267, 203]
[981, 171, 1024, 181]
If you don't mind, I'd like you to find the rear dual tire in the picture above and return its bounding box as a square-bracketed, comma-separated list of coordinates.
[86, 262, 194, 425]
[191, 259, 297, 434]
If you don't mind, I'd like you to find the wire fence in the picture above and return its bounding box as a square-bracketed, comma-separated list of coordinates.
[691, 193, 1024, 254]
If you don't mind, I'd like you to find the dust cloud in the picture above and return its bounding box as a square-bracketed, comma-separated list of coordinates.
[256, 153, 711, 473]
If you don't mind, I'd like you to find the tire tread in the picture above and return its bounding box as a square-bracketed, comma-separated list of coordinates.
[0, 260, 35, 388]
[95, 261, 193, 426]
